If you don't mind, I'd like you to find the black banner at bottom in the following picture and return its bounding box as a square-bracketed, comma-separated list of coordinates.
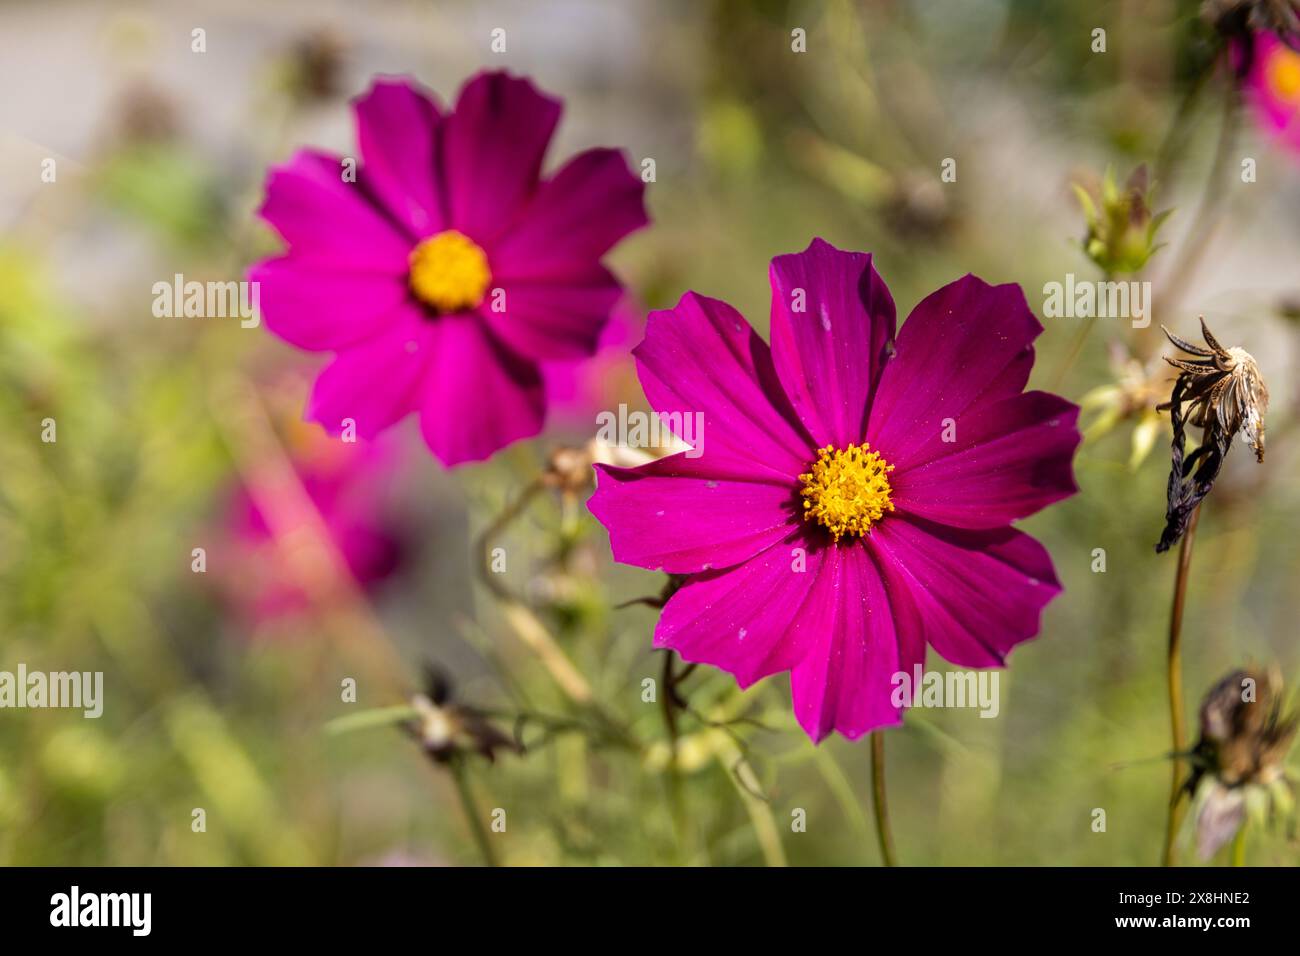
[0, 866, 1280, 941]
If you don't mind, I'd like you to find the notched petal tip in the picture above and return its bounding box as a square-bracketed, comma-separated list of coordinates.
[350, 74, 440, 108]
[453, 68, 564, 118]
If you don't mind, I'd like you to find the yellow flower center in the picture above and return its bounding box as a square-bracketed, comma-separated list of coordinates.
[1267, 46, 1300, 104]
[408, 230, 491, 313]
[798, 443, 895, 542]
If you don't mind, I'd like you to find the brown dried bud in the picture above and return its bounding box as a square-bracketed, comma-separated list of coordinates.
[1184, 666, 1298, 858]
[1155, 318, 1269, 551]
[407, 668, 520, 764]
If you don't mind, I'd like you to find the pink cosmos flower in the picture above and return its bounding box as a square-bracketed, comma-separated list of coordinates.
[589, 239, 1081, 742]
[218, 426, 405, 626]
[1243, 32, 1300, 155]
[250, 72, 648, 466]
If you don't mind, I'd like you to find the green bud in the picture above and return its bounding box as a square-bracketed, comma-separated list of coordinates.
[1073, 164, 1170, 275]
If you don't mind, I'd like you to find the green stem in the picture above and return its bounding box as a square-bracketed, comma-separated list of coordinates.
[871, 731, 898, 867]
[449, 757, 498, 867]
[660, 650, 688, 857]
[1231, 825, 1246, 867]
[1162, 504, 1200, 867]
[1151, 79, 1240, 320]
[1050, 314, 1101, 390]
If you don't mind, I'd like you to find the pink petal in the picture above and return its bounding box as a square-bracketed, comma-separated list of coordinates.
[634, 292, 814, 483]
[353, 77, 446, 237]
[589, 454, 801, 574]
[251, 255, 410, 352]
[768, 238, 897, 448]
[305, 305, 433, 439]
[442, 72, 561, 244]
[868, 275, 1041, 467]
[869, 516, 1061, 668]
[491, 148, 648, 280]
[483, 266, 622, 360]
[654, 539, 836, 687]
[890, 391, 1080, 528]
[790, 545, 924, 741]
[257, 149, 412, 270]
[417, 315, 544, 465]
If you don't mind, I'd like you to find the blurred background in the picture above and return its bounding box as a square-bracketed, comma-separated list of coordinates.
[1, 0, 1298, 866]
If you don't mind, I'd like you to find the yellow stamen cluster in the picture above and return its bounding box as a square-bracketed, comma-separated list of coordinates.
[1267, 46, 1300, 103]
[408, 229, 491, 313]
[798, 443, 895, 542]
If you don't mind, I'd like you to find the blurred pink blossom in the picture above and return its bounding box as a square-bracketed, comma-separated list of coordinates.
[1244, 32, 1300, 156]
[217, 423, 406, 627]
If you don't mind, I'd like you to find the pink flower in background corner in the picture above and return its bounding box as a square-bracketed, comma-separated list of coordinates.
[219, 426, 406, 627]
[1244, 32, 1300, 155]
[249, 71, 649, 466]
[588, 239, 1081, 742]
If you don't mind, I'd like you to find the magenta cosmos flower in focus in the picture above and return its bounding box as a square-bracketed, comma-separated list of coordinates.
[250, 71, 648, 465]
[1244, 32, 1300, 155]
[589, 239, 1081, 742]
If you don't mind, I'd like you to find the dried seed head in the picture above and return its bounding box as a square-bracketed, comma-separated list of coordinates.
[1202, 0, 1300, 76]
[1161, 319, 1269, 461]
[1154, 318, 1269, 552]
[408, 667, 521, 764]
[1184, 666, 1299, 858]
[1195, 667, 1297, 787]
[1203, 0, 1300, 43]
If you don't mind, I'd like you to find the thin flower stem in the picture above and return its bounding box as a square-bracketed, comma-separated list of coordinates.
[1151, 80, 1240, 322]
[476, 475, 595, 705]
[1162, 504, 1201, 867]
[449, 757, 498, 867]
[1231, 826, 1246, 867]
[1050, 313, 1101, 390]
[716, 745, 787, 867]
[1050, 268, 1113, 390]
[871, 731, 898, 867]
[1152, 59, 1213, 189]
[660, 650, 688, 857]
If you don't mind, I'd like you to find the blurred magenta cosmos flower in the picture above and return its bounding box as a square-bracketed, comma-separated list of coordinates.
[1244, 32, 1300, 155]
[250, 71, 648, 465]
[220, 426, 405, 626]
[589, 239, 1080, 742]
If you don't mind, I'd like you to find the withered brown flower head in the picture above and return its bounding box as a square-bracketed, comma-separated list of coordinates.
[1203, 0, 1300, 75]
[1204, 0, 1300, 39]
[287, 27, 349, 103]
[1183, 667, 1298, 858]
[1154, 318, 1269, 552]
[1190, 668, 1298, 789]
[406, 667, 521, 764]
